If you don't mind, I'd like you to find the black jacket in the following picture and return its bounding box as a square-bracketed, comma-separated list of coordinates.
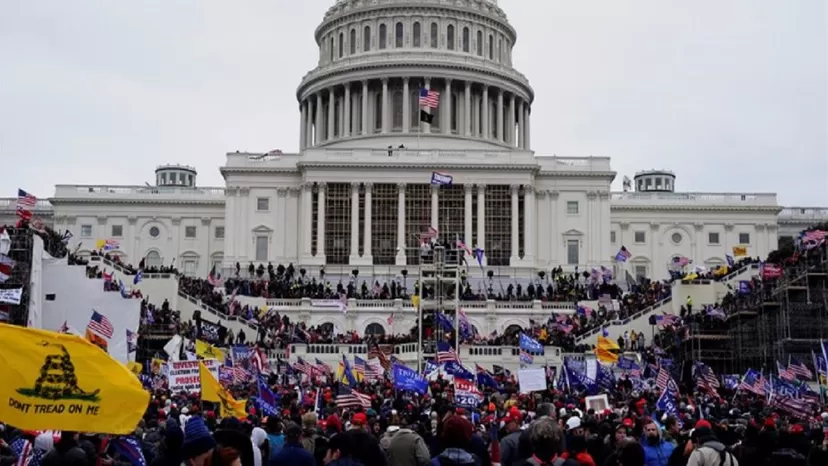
[42, 440, 88, 466]
[343, 429, 387, 466]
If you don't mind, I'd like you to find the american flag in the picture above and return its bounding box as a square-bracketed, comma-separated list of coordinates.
[17, 189, 37, 209]
[335, 385, 371, 409]
[777, 361, 796, 382]
[655, 367, 671, 391]
[788, 357, 813, 379]
[368, 341, 391, 371]
[739, 372, 767, 395]
[770, 395, 813, 420]
[364, 358, 384, 380]
[419, 88, 440, 108]
[219, 365, 249, 386]
[436, 341, 460, 363]
[353, 356, 367, 378]
[87, 310, 114, 339]
[315, 358, 332, 375]
[294, 357, 317, 377]
[694, 362, 720, 390]
[11, 437, 32, 466]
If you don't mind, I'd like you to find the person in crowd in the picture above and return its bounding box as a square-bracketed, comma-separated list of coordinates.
[641, 421, 674, 466]
[181, 417, 217, 466]
[151, 420, 185, 466]
[499, 413, 524, 466]
[250, 428, 268, 466]
[616, 439, 646, 466]
[430, 416, 480, 466]
[270, 422, 315, 466]
[523, 418, 579, 466]
[324, 432, 365, 466]
[384, 423, 431, 466]
[345, 413, 387, 466]
[41, 431, 88, 466]
[684, 421, 737, 466]
[265, 417, 285, 463]
[561, 435, 596, 466]
[300, 412, 329, 465]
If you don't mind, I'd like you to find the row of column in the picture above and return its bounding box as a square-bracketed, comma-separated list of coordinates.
[299, 182, 535, 265]
[298, 78, 532, 149]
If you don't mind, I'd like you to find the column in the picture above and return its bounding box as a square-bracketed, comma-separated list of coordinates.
[508, 94, 516, 146]
[316, 183, 326, 257]
[482, 85, 489, 140]
[423, 78, 431, 134]
[443, 79, 452, 135]
[497, 90, 504, 142]
[305, 100, 314, 147]
[315, 94, 324, 145]
[549, 191, 559, 264]
[430, 184, 439, 230]
[402, 78, 410, 133]
[275, 188, 286, 259]
[363, 183, 373, 259]
[327, 87, 335, 140]
[381, 78, 389, 134]
[361, 80, 369, 136]
[476, 185, 486, 263]
[510, 184, 519, 263]
[300, 100, 307, 149]
[301, 182, 313, 258]
[349, 183, 360, 261]
[464, 184, 473, 243]
[523, 185, 535, 260]
[517, 99, 525, 149]
[240, 188, 250, 261]
[525, 104, 531, 150]
[343, 84, 351, 138]
[464, 81, 472, 136]
[396, 183, 407, 265]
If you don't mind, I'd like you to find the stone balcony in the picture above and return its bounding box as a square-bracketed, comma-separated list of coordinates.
[51, 185, 226, 205]
[611, 191, 779, 210]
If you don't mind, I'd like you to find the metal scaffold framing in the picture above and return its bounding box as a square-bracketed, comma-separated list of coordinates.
[2, 228, 34, 326]
[417, 244, 462, 373]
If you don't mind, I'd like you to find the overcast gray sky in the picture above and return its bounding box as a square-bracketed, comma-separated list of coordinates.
[1, 0, 825, 206]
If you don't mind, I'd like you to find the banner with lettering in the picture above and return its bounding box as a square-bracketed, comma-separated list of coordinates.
[167, 359, 220, 393]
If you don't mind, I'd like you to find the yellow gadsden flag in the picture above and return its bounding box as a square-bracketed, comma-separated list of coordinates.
[595, 335, 620, 364]
[195, 339, 226, 362]
[0, 324, 149, 434]
[199, 362, 247, 419]
[732, 246, 748, 257]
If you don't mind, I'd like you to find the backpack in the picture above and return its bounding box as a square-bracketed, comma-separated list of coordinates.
[523, 457, 574, 466]
[718, 447, 738, 466]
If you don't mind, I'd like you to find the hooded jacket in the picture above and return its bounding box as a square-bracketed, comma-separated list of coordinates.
[385, 428, 431, 466]
[641, 429, 675, 466]
[42, 438, 87, 466]
[686, 440, 738, 466]
[431, 448, 480, 466]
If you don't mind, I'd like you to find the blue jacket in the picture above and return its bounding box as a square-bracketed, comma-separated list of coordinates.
[641, 439, 675, 466]
[270, 442, 315, 466]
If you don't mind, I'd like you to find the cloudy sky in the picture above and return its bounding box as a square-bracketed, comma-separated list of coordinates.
[1, 0, 825, 206]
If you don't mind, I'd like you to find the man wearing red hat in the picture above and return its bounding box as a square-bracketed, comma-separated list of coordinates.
[686, 420, 738, 466]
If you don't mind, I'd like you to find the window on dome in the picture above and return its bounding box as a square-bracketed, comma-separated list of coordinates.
[329, 36, 334, 61]
[338, 32, 344, 58]
[476, 30, 483, 56]
[214, 226, 225, 239]
[111, 225, 123, 237]
[462, 27, 469, 52]
[566, 201, 579, 215]
[185, 226, 197, 238]
[334, 99, 341, 136]
[395, 22, 403, 48]
[610, 231, 616, 243]
[430, 22, 438, 48]
[567, 240, 579, 265]
[374, 93, 382, 132]
[489, 100, 497, 137]
[413, 22, 421, 47]
[363, 26, 371, 51]
[350, 29, 356, 54]
[379, 24, 387, 49]
[488, 34, 493, 59]
[451, 91, 460, 133]
[447, 25, 455, 50]
[392, 90, 403, 130]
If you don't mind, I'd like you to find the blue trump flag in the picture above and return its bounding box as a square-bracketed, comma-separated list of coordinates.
[519, 333, 544, 354]
[443, 361, 475, 380]
[112, 436, 147, 466]
[256, 375, 281, 416]
[392, 363, 428, 395]
[655, 380, 682, 427]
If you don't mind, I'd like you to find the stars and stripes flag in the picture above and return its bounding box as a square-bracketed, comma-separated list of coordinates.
[770, 395, 813, 420]
[335, 385, 371, 409]
[11, 437, 32, 466]
[788, 357, 813, 379]
[17, 189, 37, 219]
[365, 358, 384, 381]
[294, 357, 317, 377]
[419, 88, 440, 109]
[777, 361, 796, 382]
[738, 369, 767, 395]
[353, 356, 367, 379]
[87, 310, 114, 339]
[368, 341, 391, 372]
[694, 362, 720, 390]
[655, 367, 671, 391]
[315, 358, 332, 375]
[436, 341, 460, 363]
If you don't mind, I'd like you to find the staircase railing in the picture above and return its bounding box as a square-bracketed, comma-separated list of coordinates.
[575, 296, 673, 342]
[176, 290, 260, 332]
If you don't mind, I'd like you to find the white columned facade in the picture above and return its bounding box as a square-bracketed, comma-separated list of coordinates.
[463, 184, 473, 243]
[443, 79, 452, 135]
[239, 188, 249, 261]
[517, 100, 525, 149]
[381, 78, 389, 134]
[316, 183, 326, 257]
[482, 85, 489, 140]
[275, 188, 286, 259]
[402, 78, 410, 133]
[224, 188, 236, 267]
[363, 183, 373, 260]
[396, 183, 406, 265]
[343, 84, 351, 138]
[464, 81, 472, 136]
[476, 185, 486, 266]
[497, 90, 504, 142]
[327, 88, 335, 140]
[305, 100, 314, 147]
[509, 184, 519, 263]
[508, 94, 516, 146]
[301, 182, 313, 259]
[349, 183, 360, 263]
[315, 95, 324, 145]
[549, 191, 559, 265]
[300, 100, 307, 149]
[430, 184, 439, 230]
[523, 185, 534, 261]
[525, 104, 531, 150]
[423, 78, 431, 134]
[361, 80, 369, 136]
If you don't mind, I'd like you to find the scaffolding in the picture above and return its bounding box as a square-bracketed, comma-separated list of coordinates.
[1, 228, 34, 327]
[417, 244, 462, 373]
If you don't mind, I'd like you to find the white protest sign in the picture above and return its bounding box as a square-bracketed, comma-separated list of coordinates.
[0, 288, 23, 305]
[167, 359, 220, 393]
[518, 367, 546, 394]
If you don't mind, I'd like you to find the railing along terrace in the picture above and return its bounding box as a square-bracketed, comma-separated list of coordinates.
[576, 296, 673, 342]
[0, 198, 53, 211]
[778, 207, 828, 223]
[611, 192, 777, 205]
[53, 185, 225, 197]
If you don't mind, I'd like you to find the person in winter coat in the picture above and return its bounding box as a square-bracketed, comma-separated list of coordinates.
[561, 435, 596, 466]
[523, 418, 579, 466]
[270, 423, 315, 466]
[345, 413, 387, 466]
[685, 424, 738, 466]
[41, 432, 88, 466]
[151, 420, 185, 466]
[431, 416, 480, 466]
[385, 425, 431, 466]
[250, 428, 267, 466]
[324, 432, 365, 466]
[617, 439, 646, 466]
[500, 418, 524, 466]
[641, 422, 675, 466]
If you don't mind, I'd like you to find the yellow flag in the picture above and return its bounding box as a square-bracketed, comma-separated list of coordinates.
[198, 362, 247, 419]
[411, 296, 420, 309]
[732, 246, 747, 257]
[595, 347, 619, 364]
[0, 324, 149, 434]
[597, 335, 620, 351]
[195, 339, 226, 362]
[126, 362, 143, 377]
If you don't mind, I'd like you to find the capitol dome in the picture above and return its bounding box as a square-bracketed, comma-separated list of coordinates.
[296, 0, 535, 151]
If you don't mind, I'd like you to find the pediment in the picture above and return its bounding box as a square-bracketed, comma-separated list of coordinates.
[562, 229, 584, 237]
[251, 224, 273, 233]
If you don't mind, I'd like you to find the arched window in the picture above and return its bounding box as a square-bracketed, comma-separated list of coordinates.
[374, 93, 382, 132]
[462, 27, 469, 52]
[379, 24, 387, 49]
[365, 323, 385, 336]
[329, 36, 334, 61]
[446, 25, 455, 50]
[146, 250, 162, 268]
[488, 34, 493, 59]
[504, 324, 523, 337]
[363, 26, 371, 52]
[451, 91, 460, 133]
[392, 90, 403, 130]
[476, 30, 483, 56]
[409, 89, 420, 130]
[412, 22, 421, 47]
[334, 99, 341, 136]
[489, 100, 497, 138]
[498, 37, 503, 62]
[338, 32, 344, 58]
[430, 22, 438, 48]
[395, 22, 403, 48]
[318, 322, 334, 334]
[350, 29, 356, 54]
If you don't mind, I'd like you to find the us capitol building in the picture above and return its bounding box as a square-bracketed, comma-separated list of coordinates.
[4, 0, 825, 283]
